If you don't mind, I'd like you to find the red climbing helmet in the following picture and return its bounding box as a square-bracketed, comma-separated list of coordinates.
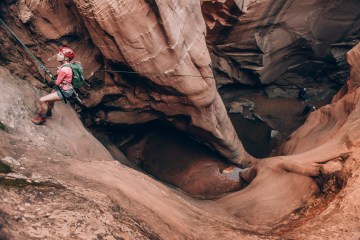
[59, 46, 75, 60]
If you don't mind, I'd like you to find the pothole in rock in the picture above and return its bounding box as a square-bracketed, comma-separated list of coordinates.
[90, 117, 281, 199]
[89, 91, 337, 199]
[92, 122, 245, 199]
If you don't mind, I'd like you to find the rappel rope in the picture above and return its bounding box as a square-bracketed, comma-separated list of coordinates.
[1, 16, 215, 102]
[0, 16, 70, 103]
[0, 17, 42, 66]
[44, 68, 215, 79]
[94, 70, 215, 78]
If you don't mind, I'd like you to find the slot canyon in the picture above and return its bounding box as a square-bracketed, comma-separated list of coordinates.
[0, 0, 360, 239]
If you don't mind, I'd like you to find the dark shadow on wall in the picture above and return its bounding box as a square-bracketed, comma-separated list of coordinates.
[230, 113, 277, 158]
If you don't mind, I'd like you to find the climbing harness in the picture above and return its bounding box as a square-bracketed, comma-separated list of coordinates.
[0, 17, 68, 103]
[60, 81, 82, 103]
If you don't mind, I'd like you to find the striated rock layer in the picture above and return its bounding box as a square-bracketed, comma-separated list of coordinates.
[0, 0, 360, 239]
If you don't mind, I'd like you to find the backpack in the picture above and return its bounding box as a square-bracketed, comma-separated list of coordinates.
[63, 62, 85, 89]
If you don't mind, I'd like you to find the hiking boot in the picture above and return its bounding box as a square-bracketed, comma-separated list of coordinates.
[31, 114, 46, 125]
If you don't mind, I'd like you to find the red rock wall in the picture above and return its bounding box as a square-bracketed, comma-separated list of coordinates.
[0, 0, 253, 166]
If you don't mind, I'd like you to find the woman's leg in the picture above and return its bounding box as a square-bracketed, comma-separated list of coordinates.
[46, 89, 56, 115]
[32, 92, 62, 125]
[46, 101, 55, 116]
[39, 92, 62, 114]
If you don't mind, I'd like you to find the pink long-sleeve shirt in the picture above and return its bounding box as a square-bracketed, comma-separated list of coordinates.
[55, 65, 73, 90]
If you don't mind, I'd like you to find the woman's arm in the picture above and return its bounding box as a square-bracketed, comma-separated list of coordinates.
[55, 67, 72, 86]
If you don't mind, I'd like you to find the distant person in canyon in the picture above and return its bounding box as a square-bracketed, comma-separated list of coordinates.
[31, 46, 76, 125]
[298, 87, 316, 116]
[298, 87, 308, 103]
[301, 104, 316, 116]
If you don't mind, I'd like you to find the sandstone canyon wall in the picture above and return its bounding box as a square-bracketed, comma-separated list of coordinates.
[1, 0, 359, 165]
[0, 0, 360, 239]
